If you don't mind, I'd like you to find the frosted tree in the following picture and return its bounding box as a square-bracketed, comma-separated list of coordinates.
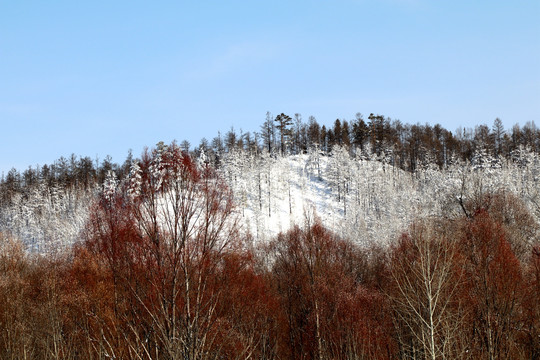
[327, 145, 351, 214]
[307, 144, 322, 179]
[127, 160, 142, 200]
[103, 170, 118, 204]
[260, 112, 275, 154]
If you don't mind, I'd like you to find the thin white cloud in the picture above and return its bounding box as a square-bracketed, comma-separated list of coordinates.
[185, 40, 285, 81]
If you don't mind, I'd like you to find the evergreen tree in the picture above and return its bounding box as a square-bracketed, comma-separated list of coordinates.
[274, 113, 293, 155]
[307, 116, 321, 149]
[341, 120, 351, 150]
[332, 119, 342, 147]
[492, 118, 505, 157]
[352, 113, 368, 154]
[368, 113, 386, 156]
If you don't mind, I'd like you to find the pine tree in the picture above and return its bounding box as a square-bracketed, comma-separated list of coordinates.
[307, 116, 321, 149]
[352, 113, 368, 154]
[274, 113, 293, 155]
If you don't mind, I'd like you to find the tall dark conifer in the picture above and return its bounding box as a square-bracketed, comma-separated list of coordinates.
[274, 113, 293, 155]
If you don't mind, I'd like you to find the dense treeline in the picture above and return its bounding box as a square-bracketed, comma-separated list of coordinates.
[0, 145, 539, 359]
[198, 114, 540, 172]
[2, 113, 540, 204]
[0, 153, 132, 207]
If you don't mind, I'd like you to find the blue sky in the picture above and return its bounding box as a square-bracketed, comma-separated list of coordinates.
[1, 1, 539, 174]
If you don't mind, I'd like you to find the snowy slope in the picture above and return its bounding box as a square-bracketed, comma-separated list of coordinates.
[221, 148, 540, 246]
[2, 147, 540, 253]
[0, 184, 95, 254]
[222, 153, 421, 245]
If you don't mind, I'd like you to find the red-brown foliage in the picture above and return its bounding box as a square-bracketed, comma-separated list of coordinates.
[266, 223, 396, 360]
[2, 147, 539, 360]
[459, 210, 526, 359]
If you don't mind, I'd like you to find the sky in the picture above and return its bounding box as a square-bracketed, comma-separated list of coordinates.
[1, 0, 539, 174]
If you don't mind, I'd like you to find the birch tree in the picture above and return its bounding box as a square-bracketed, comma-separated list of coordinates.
[388, 220, 467, 360]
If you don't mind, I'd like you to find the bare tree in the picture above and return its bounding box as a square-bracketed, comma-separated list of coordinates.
[388, 220, 467, 360]
[85, 142, 241, 359]
[260, 111, 275, 154]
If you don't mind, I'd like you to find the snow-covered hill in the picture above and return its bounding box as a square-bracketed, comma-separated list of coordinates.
[222, 147, 540, 246]
[1, 146, 540, 253]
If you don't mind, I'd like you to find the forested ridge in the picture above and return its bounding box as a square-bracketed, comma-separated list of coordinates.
[3, 114, 540, 195]
[0, 113, 540, 359]
[2, 113, 540, 250]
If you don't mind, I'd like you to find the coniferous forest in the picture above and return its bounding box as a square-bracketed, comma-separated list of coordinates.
[1, 113, 540, 359]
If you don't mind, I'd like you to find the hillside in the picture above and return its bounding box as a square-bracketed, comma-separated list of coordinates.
[1, 143, 539, 254]
[224, 146, 540, 244]
[1, 140, 540, 359]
